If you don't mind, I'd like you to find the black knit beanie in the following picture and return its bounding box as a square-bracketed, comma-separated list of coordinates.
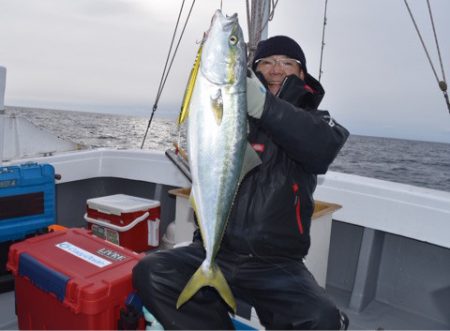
[252, 35, 307, 73]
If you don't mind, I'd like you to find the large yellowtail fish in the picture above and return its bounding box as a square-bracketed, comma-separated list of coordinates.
[176, 10, 260, 312]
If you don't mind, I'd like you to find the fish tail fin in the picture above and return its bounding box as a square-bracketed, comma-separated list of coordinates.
[176, 263, 236, 313]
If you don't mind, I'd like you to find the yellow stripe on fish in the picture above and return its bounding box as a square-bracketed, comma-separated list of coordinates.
[178, 43, 203, 126]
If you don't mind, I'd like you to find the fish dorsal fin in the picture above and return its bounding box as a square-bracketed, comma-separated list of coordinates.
[178, 44, 203, 125]
[238, 143, 262, 185]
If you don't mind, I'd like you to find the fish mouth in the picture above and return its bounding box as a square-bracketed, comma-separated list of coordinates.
[213, 9, 238, 25]
[205, 10, 238, 40]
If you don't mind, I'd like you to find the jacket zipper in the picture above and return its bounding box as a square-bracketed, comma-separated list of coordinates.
[276, 77, 288, 97]
[292, 183, 304, 235]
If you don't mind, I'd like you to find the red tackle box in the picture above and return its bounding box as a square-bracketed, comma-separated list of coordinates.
[85, 194, 160, 252]
[7, 228, 145, 330]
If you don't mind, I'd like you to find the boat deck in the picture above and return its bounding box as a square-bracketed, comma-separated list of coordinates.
[1, 284, 448, 330]
[0, 151, 449, 330]
[328, 287, 449, 330]
[0, 291, 15, 330]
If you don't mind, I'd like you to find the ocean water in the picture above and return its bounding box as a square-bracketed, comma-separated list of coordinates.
[5, 106, 450, 193]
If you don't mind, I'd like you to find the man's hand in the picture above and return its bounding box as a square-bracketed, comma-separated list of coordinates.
[277, 75, 316, 110]
[247, 69, 266, 119]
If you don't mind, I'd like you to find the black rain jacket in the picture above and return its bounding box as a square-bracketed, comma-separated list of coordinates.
[219, 72, 349, 258]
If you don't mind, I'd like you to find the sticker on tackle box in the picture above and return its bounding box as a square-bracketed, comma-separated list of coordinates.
[90, 224, 120, 245]
[56, 242, 111, 268]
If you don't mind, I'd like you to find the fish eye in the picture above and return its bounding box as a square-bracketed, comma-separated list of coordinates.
[229, 35, 238, 45]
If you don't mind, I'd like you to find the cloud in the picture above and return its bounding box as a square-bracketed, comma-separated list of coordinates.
[0, 0, 449, 143]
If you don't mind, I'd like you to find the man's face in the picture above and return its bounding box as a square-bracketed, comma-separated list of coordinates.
[255, 54, 304, 95]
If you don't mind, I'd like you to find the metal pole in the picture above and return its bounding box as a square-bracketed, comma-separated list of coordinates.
[247, 0, 271, 65]
[260, 0, 270, 41]
[0, 66, 6, 165]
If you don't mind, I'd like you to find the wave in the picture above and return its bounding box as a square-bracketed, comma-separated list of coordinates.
[5, 106, 450, 193]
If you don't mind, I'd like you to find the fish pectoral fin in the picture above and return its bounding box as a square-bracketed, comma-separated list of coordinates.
[210, 88, 223, 125]
[176, 263, 236, 313]
[238, 143, 262, 184]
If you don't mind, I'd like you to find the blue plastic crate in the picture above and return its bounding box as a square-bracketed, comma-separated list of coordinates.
[0, 162, 55, 242]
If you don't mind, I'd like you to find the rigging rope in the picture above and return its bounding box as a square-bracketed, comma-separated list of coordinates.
[426, 0, 446, 85]
[141, 0, 196, 149]
[403, 0, 449, 114]
[318, 0, 329, 82]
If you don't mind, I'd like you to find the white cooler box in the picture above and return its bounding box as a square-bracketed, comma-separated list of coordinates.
[85, 194, 160, 252]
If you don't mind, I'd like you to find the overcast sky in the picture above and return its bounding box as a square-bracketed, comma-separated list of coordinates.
[0, 0, 449, 143]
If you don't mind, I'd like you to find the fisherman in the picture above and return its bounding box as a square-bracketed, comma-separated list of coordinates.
[133, 35, 350, 330]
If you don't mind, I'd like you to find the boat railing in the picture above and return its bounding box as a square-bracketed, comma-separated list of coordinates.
[316, 170, 450, 249]
[6, 148, 450, 249]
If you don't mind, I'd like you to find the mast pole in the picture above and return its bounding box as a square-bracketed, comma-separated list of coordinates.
[247, 0, 270, 65]
[260, 0, 270, 41]
[0, 66, 6, 165]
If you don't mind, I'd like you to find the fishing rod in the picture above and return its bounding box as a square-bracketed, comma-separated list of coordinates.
[140, 0, 196, 149]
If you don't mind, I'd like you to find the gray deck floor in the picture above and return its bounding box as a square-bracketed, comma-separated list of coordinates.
[1, 287, 449, 330]
[0, 291, 17, 330]
[327, 286, 449, 330]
